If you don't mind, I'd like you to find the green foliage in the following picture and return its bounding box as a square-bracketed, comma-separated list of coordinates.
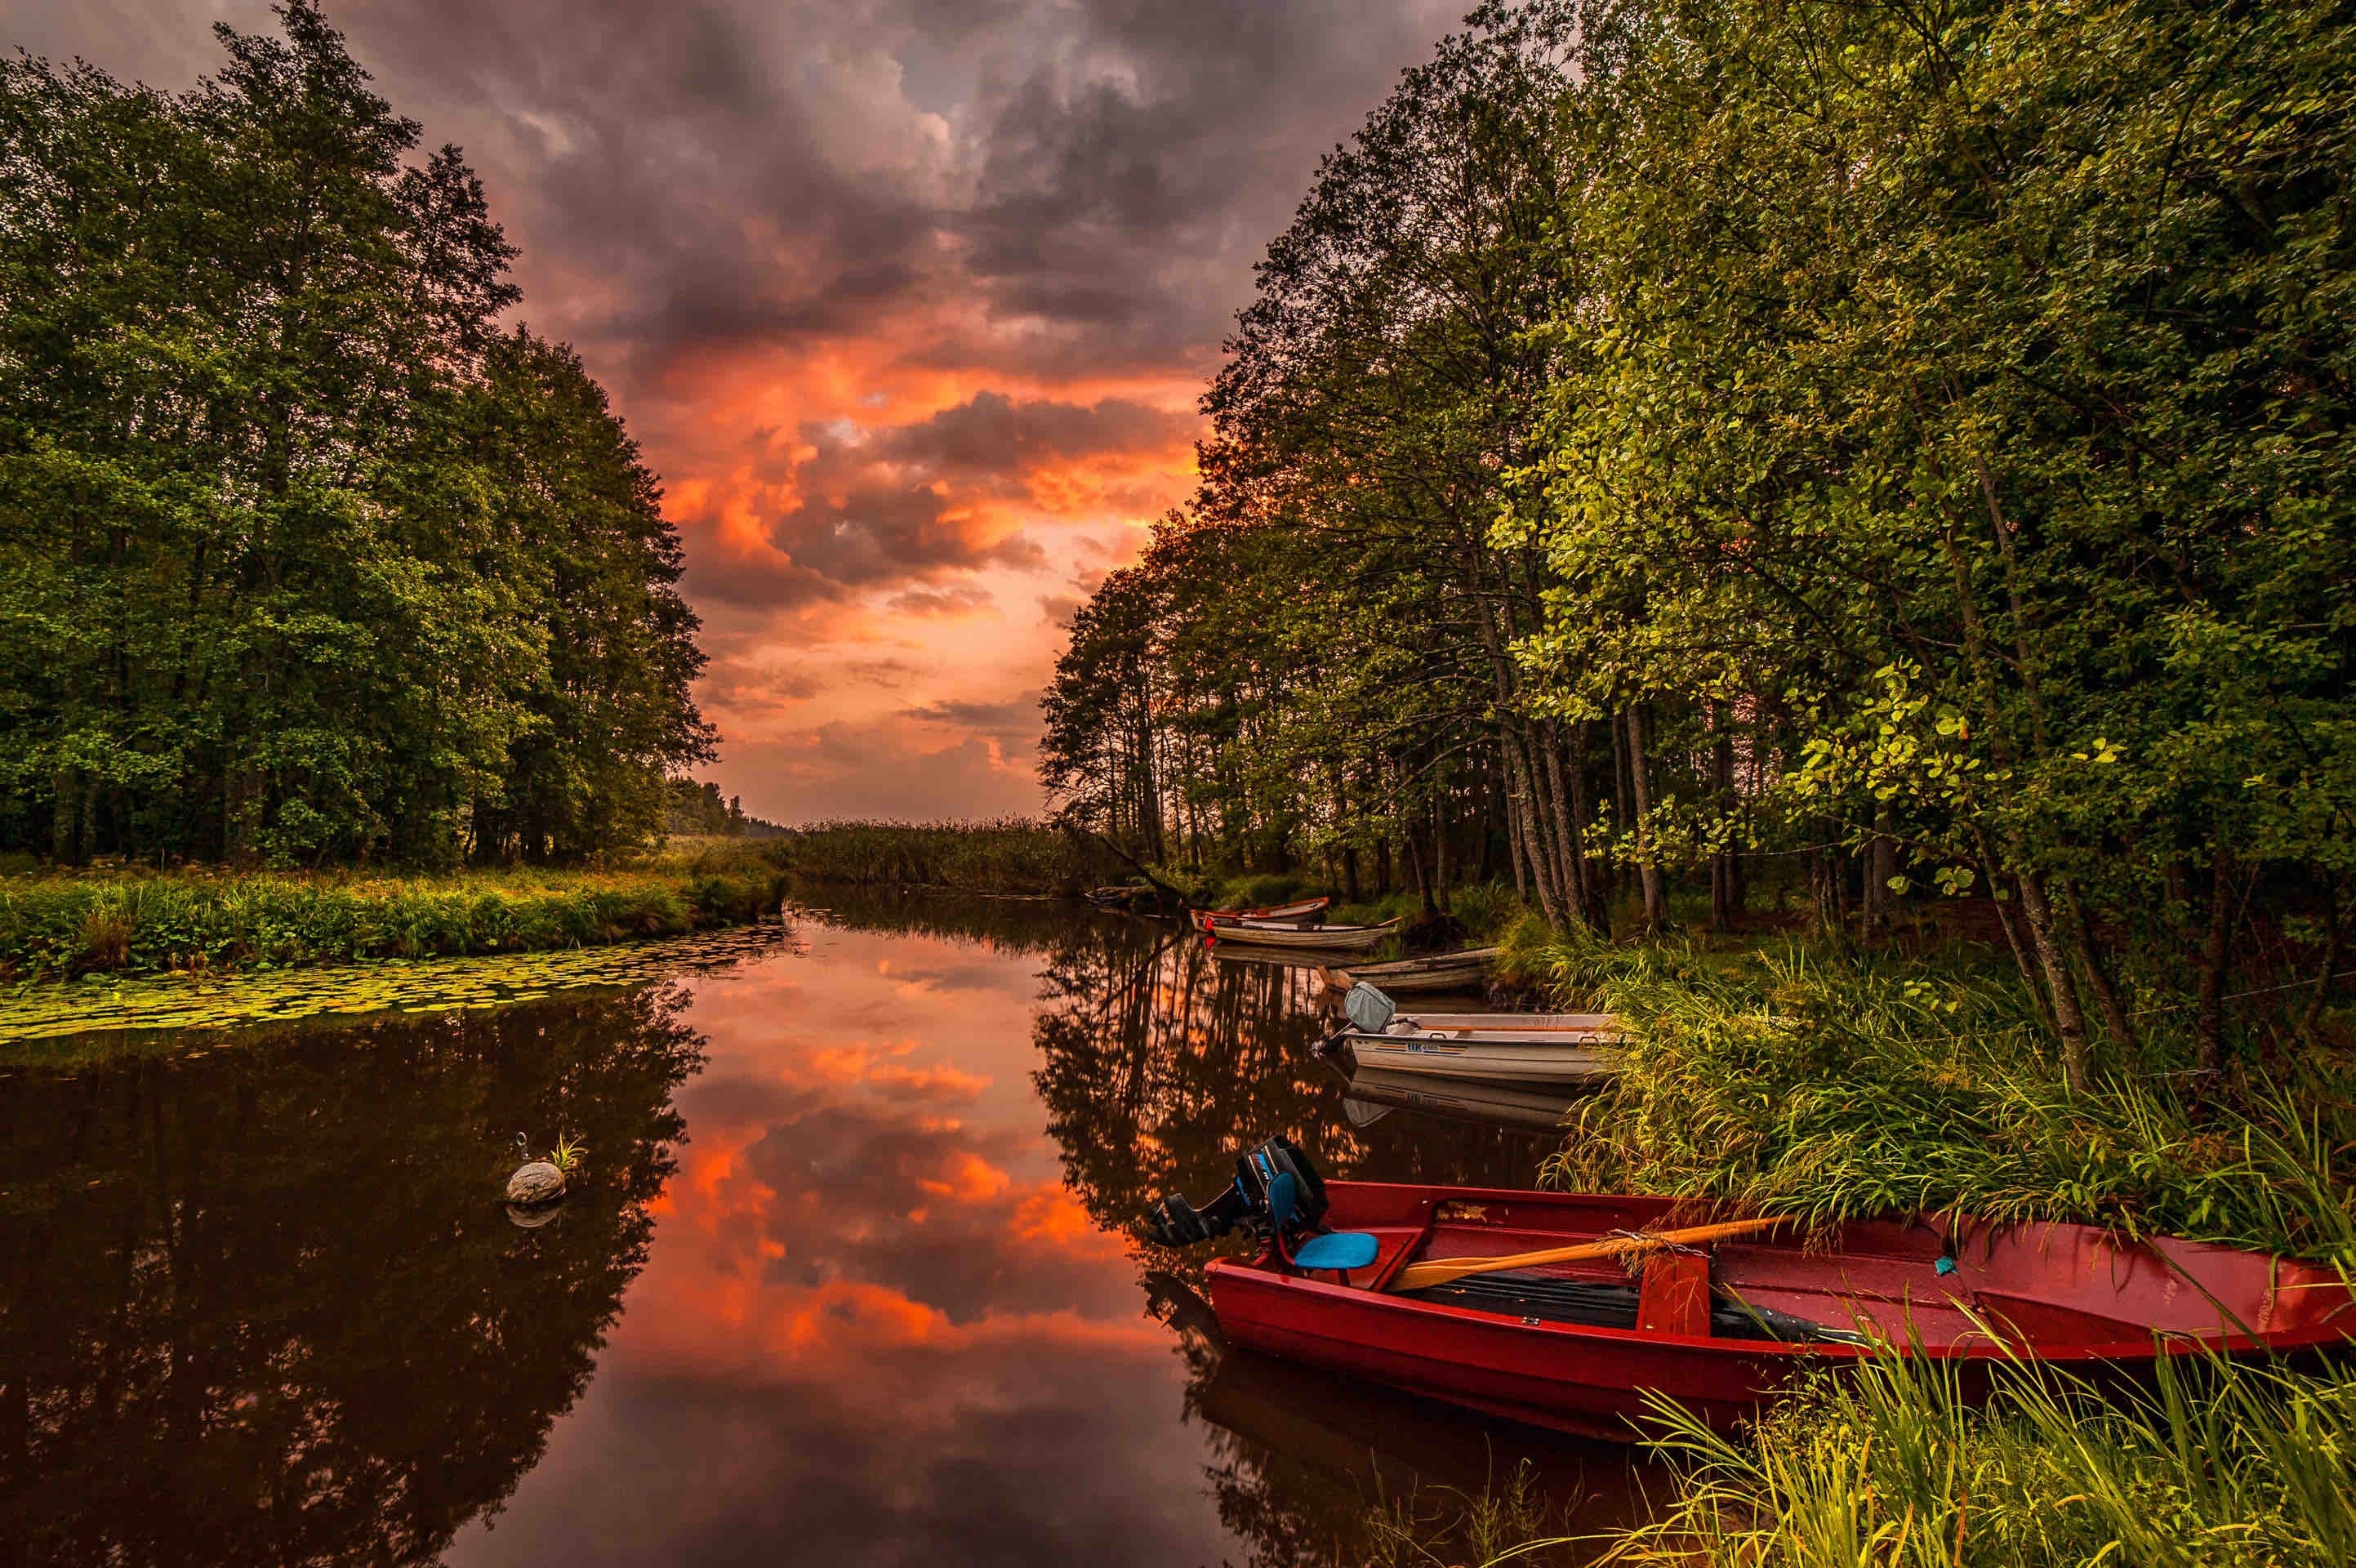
[0, 857, 786, 983]
[767, 819, 1123, 896]
[1043, 0, 2356, 1071]
[1601, 1350, 2356, 1567]
[664, 778, 784, 839]
[1539, 935, 2356, 1267]
[0, 3, 710, 869]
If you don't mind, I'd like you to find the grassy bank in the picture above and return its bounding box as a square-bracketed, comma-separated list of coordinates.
[1432, 928, 2356, 1566]
[767, 818, 1122, 896]
[0, 843, 789, 981]
[1521, 927, 2356, 1268]
[1601, 1349, 2356, 1566]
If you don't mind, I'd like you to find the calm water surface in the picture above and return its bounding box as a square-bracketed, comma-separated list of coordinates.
[0, 891, 1650, 1566]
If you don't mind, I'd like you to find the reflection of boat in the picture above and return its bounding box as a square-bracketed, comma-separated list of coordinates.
[1191, 896, 1329, 932]
[1206, 1181, 2356, 1440]
[1206, 918, 1400, 953]
[1320, 947, 1499, 994]
[1340, 1010, 1619, 1086]
[1341, 1066, 1578, 1131]
[1196, 1344, 1662, 1531]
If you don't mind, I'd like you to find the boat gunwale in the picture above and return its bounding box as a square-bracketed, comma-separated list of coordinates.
[1208, 1179, 2356, 1368]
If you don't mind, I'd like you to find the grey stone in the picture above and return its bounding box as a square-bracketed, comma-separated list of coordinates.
[505, 1160, 567, 1207]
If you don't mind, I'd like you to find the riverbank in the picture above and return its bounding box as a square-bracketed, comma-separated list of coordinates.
[1451, 926, 2356, 1566]
[0, 844, 790, 981]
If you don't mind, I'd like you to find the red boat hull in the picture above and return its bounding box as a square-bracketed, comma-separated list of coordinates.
[1205, 1183, 2356, 1440]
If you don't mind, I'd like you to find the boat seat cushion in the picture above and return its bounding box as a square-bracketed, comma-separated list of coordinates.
[1294, 1232, 1380, 1272]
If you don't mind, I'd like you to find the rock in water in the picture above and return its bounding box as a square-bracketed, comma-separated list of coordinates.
[506, 1160, 567, 1206]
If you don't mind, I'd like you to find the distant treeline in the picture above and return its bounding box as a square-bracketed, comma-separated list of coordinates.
[1042, 0, 2356, 1081]
[769, 819, 1124, 897]
[0, 2, 710, 870]
[664, 779, 786, 840]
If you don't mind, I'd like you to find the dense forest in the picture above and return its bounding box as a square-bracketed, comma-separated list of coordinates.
[0, 2, 712, 869]
[1042, 0, 2356, 1077]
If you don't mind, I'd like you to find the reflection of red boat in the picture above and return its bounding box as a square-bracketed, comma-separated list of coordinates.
[1190, 896, 1329, 932]
[1207, 1182, 2356, 1442]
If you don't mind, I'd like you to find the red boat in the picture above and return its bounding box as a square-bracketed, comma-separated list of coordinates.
[1204, 1180, 2356, 1441]
[1189, 895, 1329, 932]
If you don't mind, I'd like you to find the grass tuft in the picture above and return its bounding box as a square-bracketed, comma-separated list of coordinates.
[1601, 1346, 2356, 1566]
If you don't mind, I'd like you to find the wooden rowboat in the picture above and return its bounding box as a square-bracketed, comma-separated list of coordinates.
[1338, 1009, 1620, 1086]
[1321, 947, 1499, 994]
[1190, 896, 1329, 932]
[1205, 918, 1400, 953]
[1208, 1181, 2356, 1441]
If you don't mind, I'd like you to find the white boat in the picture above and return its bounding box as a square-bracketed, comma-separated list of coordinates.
[1341, 1022, 1618, 1086]
[1321, 947, 1499, 994]
[1333, 982, 1618, 1085]
[1205, 918, 1400, 953]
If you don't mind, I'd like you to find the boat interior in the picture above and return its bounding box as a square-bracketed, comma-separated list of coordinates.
[1263, 1184, 2353, 1352]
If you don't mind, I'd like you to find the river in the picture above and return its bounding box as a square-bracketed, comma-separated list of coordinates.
[0, 889, 1655, 1566]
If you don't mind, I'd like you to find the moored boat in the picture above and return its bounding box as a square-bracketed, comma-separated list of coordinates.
[1190, 896, 1330, 932]
[1205, 917, 1400, 952]
[1147, 1142, 2356, 1442]
[1333, 986, 1621, 1086]
[1320, 947, 1499, 994]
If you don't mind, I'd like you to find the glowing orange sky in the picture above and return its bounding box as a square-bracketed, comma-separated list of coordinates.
[22, 0, 1467, 822]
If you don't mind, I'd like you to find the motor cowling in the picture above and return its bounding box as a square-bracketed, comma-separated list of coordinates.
[1141, 1136, 1330, 1250]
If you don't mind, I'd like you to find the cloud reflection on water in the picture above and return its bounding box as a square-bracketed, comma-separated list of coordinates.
[446, 914, 1233, 1567]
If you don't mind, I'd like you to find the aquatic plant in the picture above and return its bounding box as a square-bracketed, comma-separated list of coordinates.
[0, 921, 789, 1051]
[1592, 1347, 2356, 1567]
[545, 1133, 586, 1174]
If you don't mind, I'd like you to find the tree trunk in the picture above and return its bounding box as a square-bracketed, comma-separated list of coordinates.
[1508, 738, 1565, 929]
[1624, 706, 1668, 933]
[1710, 703, 1737, 932]
[1539, 724, 1594, 933]
[2196, 849, 2238, 1075]
[51, 768, 80, 866]
[2054, 877, 2131, 1049]
[2016, 868, 2091, 1090]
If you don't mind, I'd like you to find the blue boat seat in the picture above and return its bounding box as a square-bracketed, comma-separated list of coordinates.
[1293, 1232, 1381, 1272]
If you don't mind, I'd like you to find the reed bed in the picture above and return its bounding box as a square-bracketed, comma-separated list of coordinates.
[0, 849, 788, 978]
[1597, 1348, 2356, 1567]
[1534, 931, 2356, 1270]
[768, 818, 1121, 895]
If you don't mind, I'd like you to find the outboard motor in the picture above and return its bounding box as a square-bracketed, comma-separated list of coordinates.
[1142, 1135, 1331, 1251]
[1343, 982, 1396, 1034]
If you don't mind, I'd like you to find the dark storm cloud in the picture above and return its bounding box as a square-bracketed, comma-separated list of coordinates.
[875, 391, 1192, 483]
[8, 0, 1468, 817]
[684, 391, 1187, 607]
[902, 692, 1042, 763]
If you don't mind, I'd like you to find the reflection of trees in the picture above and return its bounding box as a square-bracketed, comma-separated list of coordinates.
[1033, 919, 1561, 1244]
[1032, 921, 1617, 1567]
[784, 880, 1110, 955]
[0, 989, 702, 1567]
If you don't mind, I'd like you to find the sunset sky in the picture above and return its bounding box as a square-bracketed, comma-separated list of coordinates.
[13, 0, 1464, 822]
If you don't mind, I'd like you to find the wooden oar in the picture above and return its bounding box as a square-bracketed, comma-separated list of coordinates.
[1390, 1215, 1793, 1293]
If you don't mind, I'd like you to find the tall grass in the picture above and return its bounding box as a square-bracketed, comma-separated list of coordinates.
[1597, 1348, 2356, 1566]
[0, 844, 788, 978]
[1534, 929, 2356, 1269]
[768, 818, 1123, 895]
